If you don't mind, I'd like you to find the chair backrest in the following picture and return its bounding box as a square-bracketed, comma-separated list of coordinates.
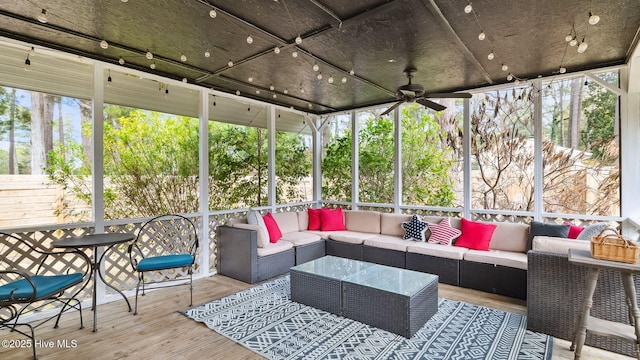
[130, 214, 199, 261]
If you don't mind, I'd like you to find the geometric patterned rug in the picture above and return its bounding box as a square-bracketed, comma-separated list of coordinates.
[183, 276, 553, 360]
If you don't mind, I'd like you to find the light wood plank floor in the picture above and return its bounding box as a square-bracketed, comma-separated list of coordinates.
[0, 274, 632, 360]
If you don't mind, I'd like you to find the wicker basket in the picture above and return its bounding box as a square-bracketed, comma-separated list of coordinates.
[590, 227, 639, 264]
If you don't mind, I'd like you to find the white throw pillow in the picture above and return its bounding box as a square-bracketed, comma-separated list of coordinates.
[247, 209, 269, 248]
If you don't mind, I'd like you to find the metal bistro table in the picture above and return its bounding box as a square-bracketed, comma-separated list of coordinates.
[52, 233, 135, 332]
[569, 248, 640, 360]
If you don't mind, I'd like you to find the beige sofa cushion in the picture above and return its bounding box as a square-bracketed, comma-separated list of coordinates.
[329, 231, 378, 244]
[406, 242, 468, 260]
[280, 231, 323, 246]
[363, 235, 409, 252]
[297, 210, 309, 231]
[489, 222, 529, 253]
[306, 230, 340, 240]
[463, 249, 528, 270]
[345, 210, 381, 233]
[532, 236, 591, 255]
[380, 213, 412, 236]
[257, 240, 293, 257]
[271, 212, 300, 234]
[232, 223, 269, 248]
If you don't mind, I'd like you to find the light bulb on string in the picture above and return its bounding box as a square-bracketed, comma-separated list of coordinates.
[100, 40, 109, 49]
[180, 54, 187, 62]
[37, 9, 48, 23]
[559, 67, 567, 74]
[146, 51, 153, 60]
[341, 76, 347, 83]
[292, 50, 298, 58]
[565, 34, 573, 42]
[317, 72, 323, 80]
[107, 70, 112, 86]
[150, 62, 156, 69]
[274, 47, 280, 54]
[507, 73, 514, 81]
[487, 51, 495, 60]
[228, 60, 234, 67]
[313, 63, 319, 72]
[247, 35, 253, 44]
[569, 38, 578, 46]
[248, 77, 253, 83]
[349, 69, 355, 75]
[24, 54, 31, 71]
[269, 85, 275, 91]
[204, 51, 210, 58]
[295, 35, 302, 44]
[478, 31, 486, 41]
[209, 9, 217, 18]
[235, 90, 240, 96]
[588, 12, 600, 25]
[29, 47, 36, 56]
[118, 57, 125, 65]
[328, 76, 334, 84]
[464, 3, 473, 14]
[182, 78, 188, 83]
[578, 40, 588, 53]
[272, 93, 277, 99]
[256, 89, 261, 94]
[501, 64, 508, 72]
[284, 88, 288, 94]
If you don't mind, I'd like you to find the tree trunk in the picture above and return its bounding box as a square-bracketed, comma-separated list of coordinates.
[78, 99, 92, 168]
[568, 78, 583, 149]
[8, 88, 18, 174]
[57, 97, 65, 161]
[30, 92, 54, 174]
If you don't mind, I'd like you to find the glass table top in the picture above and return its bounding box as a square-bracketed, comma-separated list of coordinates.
[291, 256, 438, 296]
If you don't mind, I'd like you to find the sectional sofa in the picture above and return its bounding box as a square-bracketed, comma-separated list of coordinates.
[216, 209, 529, 299]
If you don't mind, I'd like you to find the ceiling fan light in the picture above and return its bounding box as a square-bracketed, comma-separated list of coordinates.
[588, 13, 600, 25]
[464, 3, 473, 14]
[247, 35, 253, 44]
[478, 31, 486, 41]
[487, 51, 495, 60]
[100, 40, 109, 49]
[209, 9, 217, 18]
[295, 35, 302, 44]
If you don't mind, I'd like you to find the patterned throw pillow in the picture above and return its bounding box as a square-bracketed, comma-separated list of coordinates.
[402, 214, 429, 242]
[427, 218, 461, 246]
[576, 222, 609, 241]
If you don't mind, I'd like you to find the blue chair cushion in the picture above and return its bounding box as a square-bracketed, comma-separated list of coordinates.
[137, 254, 194, 271]
[0, 273, 84, 301]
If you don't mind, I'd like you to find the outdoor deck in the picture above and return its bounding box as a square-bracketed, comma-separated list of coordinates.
[0, 274, 631, 360]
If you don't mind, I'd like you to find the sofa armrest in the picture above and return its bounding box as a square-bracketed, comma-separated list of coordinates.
[217, 225, 258, 283]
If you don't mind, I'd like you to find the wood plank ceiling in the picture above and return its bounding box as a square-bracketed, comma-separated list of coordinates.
[0, 0, 638, 114]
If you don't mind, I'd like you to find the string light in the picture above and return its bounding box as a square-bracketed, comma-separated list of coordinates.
[569, 37, 578, 46]
[269, 84, 275, 91]
[182, 78, 188, 83]
[145, 51, 153, 60]
[328, 76, 334, 84]
[478, 31, 486, 40]
[464, 2, 473, 14]
[506, 73, 514, 81]
[317, 72, 323, 80]
[180, 54, 187, 62]
[487, 51, 495, 60]
[588, 12, 600, 25]
[235, 90, 240, 95]
[501, 64, 508, 71]
[150, 62, 156, 69]
[228, 60, 234, 67]
[578, 39, 588, 53]
[107, 69, 112, 85]
[37, 9, 48, 23]
[256, 89, 261, 94]
[341, 76, 347, 83]
[248, 77, 253, 82]
[204, 51, 210, 58]
[24, 53, 31, 71]
[313, 63, 319, 72]
[283, 88, 288, 94]
[292, 50, 298, 58]
[118, 57, 125, 65]
[273, 47, 280, 54]
[272, 93, 277, 99]
[100, 40, 109, 49]
[349, 69, 355, 75]
[565, 34, 573, 42]
[559, 67, 567, 74]
[209, 9, 217, 18]
[247, 35, 253, 44]
[295, 35, 302, 44]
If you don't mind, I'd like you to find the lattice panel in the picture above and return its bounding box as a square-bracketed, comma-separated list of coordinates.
[402, 208, 463, 218]
[471, 213, 532, 224]
[358, 205, 394, 213]
[320, 203, 352, 210]
[208, 211, 248, 271]
[276, 203, 313, 213]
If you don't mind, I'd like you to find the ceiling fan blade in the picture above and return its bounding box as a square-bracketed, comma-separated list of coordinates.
[381, 101, 403, 116]
[399, 89, 416, 97]
[426, 92, 472, 99]
[416, 98, 447, 112]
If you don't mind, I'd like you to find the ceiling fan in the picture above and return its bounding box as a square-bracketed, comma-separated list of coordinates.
[381, 68, 472, 116]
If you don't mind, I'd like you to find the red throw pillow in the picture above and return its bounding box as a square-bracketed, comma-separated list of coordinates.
[454, 218, 497, 251]
[307, 208, 322, 230]
[563, 221, 585, 239]
[262, 212, 282, 243]
[319, 208, 346, 231]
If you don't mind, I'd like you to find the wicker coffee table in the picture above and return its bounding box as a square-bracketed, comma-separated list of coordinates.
[290, 256, 439, 338]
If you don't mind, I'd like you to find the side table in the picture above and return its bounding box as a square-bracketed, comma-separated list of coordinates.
[52, 233, 135, 332]
[568, 248, 640, 360]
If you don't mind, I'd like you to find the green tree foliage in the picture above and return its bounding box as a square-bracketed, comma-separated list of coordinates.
[322, 104, 455, 206]
[581, 74, 618, 161]
[0, 87, 32, 174]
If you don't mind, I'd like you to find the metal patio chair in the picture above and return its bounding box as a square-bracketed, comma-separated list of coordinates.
[0, 232, 90, 359]
[128, 214, 199, 315]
